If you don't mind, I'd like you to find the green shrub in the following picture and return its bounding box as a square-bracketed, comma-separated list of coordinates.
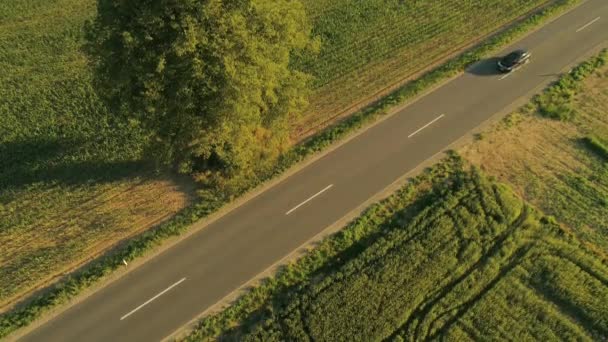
[539, 101, 576, 121]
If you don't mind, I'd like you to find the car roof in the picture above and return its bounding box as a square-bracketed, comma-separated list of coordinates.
[503, 49, 529, 64]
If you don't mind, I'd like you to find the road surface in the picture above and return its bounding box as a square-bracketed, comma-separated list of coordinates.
[20, 0, 608, 341]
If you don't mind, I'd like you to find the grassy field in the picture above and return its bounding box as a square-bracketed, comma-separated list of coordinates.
[294, 0, 552, 138]
[0, 0, 560, 312]
[193, 162, 608, 341]
[460, 51, 608, 255]
[0, 0, 193, 310]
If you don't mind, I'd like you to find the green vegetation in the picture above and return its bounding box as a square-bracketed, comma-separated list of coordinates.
[0, 0, 582, 338]
[186, 157, 608, 341]
[86, 0, 314, 178]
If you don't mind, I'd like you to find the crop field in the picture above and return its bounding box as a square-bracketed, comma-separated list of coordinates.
[208, 164, 608, 341]
[0, 0, 560, 311]
[0, 0, 193, 310]
[294, 0, 552, 138]
[460, 53, 608, 254]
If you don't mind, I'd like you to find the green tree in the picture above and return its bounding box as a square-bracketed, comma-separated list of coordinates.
[85, 0, 315, 186]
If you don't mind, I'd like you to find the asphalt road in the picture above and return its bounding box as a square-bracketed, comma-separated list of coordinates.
[20, 1, 608, 341]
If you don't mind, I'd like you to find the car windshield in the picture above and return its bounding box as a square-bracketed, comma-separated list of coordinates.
[503, 51, 523, 65]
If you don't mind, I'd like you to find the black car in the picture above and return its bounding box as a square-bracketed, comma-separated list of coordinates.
[497, 49, 531, 72]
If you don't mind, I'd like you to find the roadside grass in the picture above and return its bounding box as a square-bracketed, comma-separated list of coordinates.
[0, 0, 193, 310]
[460, 49, 608, 254]
[294, 0, 553, 137]
[0, 0, 582, 337]
[186, 158, 608, 341]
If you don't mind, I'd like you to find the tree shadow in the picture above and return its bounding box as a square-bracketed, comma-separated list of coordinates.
[0, 137, 152, 192]
[465, 57, 502, 77]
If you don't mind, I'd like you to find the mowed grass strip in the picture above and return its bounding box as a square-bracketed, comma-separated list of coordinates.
[460, 50, 608, 254]
[294, 0, 552, 137]
[0, 0, 193, 310]
[197, 164, 608, 342]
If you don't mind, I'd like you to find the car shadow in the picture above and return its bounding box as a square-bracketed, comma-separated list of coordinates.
[466, 57, 502, 76]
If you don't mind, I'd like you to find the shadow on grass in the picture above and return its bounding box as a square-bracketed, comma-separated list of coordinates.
[466, 57, 502, 77]
[577, 136, 608, 162]
[0, 137, 151, 191]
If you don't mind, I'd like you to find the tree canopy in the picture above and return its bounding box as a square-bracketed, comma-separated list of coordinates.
[85, 0, 315, 184]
